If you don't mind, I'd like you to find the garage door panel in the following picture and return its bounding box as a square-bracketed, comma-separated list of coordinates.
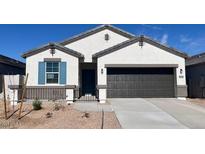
[107, 68, 175, 98]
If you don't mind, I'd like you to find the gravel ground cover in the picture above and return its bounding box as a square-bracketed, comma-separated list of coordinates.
[187, 98, 205, 107]
[0, 101, 121, 129]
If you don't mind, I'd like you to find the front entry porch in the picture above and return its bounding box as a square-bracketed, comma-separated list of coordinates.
[76, 62, 99, 102]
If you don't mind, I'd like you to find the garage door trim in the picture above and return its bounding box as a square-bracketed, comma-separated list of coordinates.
[105, 64, 179, 68]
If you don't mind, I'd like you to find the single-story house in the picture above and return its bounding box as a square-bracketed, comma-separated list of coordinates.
[0, 54, 25, 75]
[21, 25, 188, 103]
[0, 55, 26, 98]
[186, 52, 205, 98]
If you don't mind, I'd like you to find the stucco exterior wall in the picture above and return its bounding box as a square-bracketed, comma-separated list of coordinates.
[26, 49, 79, 86]
[65, 29, 129, 62]
[97, 42, 186, 86]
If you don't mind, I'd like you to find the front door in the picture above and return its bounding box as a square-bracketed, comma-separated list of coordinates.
[82, 69, 96, 95]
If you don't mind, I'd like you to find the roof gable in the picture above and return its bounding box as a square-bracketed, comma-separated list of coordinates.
[21, 43, 84, 58]
[93, 36, 188, 59]
[59, 25, 135, 46]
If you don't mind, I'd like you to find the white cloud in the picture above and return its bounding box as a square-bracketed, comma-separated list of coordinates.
[160, 34, 168, 44]
[182, 37, 205, 55]
[180, 35, 192, 43]
[142, 24, 162, 30]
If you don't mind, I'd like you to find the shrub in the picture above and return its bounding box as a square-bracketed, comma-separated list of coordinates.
[32, 99, 42, 110]
[53, 103, 60, 111]
[45, 112, 53, 118]
[82, 112, 90, 118]
[53, 103, 65, 111]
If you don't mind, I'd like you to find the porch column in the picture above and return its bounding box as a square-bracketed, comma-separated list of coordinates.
[97, 85, 107, 103]
[65, 85, 76, 103]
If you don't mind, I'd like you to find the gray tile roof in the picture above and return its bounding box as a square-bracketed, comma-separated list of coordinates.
[0, 54, 25, 68]
[93, 35, 188, 59]
[59, 24, 135, 46]
[21, 25, 188, 61]
[186, 52, 205, 66]
[21, 43, 84, 58]
[92, 37, 140, 58]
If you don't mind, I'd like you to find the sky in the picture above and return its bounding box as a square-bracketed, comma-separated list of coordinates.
[0, 24, 205, 62]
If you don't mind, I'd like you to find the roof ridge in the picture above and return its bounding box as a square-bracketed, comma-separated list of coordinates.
[105, 24, 136, 38]
[92, 37, 139, 58]
[59, 24, 135, 46]
[53, 43, 84, 57]
[186, 52, 205, 66]
[0, 54, 24, 63]
[189, 52, 205, 59]
[22, 42, 53, 56]
[93, 35, 187, 58]
[21, 42, 84, 58]
[141, 35, 188, 58]
[0, 54, 25, 68]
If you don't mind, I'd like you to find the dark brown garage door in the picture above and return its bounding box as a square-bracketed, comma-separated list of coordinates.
[107, 68, 175, 98]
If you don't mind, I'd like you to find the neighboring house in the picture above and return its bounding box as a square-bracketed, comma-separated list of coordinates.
[186, 52, 205, 98]
[21, 25, 188, 103]
[0, 55, 26, 101]
[0, 54, 25, 75]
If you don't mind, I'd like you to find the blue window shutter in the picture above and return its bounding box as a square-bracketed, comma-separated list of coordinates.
[60, 62, 67, 84]
[38, 62, 45, 84]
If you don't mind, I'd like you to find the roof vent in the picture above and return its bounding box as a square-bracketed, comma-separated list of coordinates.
[139, 35, 144, 47]
[50, 44, 56, 56]
[104, 34, 110, 41]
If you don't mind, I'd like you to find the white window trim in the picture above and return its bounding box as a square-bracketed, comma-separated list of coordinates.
[45, 62, 60, 85]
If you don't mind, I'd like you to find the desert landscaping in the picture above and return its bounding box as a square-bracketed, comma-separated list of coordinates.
[2, 98, 205, 129]
[0, 100, 121, 129]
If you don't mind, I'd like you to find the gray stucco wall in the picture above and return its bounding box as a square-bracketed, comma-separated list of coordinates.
[0, 75, 2, 93]
[0, 63, 25, 75]
[186, 63, 205, 98]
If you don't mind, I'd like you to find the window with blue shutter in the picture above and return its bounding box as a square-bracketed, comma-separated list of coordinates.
[38, 62, 45, 84]
[39, 61, 66, 85]
[46, 62, 59, 84]
[60, 62, 67, 84]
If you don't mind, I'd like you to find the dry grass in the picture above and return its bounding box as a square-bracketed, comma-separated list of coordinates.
[0, 101, 121, 129]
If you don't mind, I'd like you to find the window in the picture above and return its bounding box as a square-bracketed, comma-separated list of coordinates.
[46, 62, 59, 84]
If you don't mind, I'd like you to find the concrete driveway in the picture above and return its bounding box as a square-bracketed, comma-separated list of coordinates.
[108, 98, 205, 129]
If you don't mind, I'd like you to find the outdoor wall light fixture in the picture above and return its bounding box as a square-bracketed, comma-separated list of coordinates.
[180, 69, 183, 74]
[139, 35, 144, 47]
[101, 68, 103, 74]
